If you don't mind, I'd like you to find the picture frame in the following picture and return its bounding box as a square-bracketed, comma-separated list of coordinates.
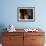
[17, 7, 35, 22]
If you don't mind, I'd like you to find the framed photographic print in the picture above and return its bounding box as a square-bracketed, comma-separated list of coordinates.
[17, 7, 35, 22]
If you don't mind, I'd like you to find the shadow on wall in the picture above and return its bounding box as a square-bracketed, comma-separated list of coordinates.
[0, 24, 7, 43]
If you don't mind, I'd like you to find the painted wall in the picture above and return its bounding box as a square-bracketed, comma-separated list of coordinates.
[0, 0, 46, 31]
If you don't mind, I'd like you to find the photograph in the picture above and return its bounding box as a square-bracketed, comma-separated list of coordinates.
[17, 7, 35, 22]
[0, 0, 45, 46]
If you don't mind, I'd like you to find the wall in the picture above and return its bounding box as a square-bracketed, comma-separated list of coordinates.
[0, 0, 46, 30]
